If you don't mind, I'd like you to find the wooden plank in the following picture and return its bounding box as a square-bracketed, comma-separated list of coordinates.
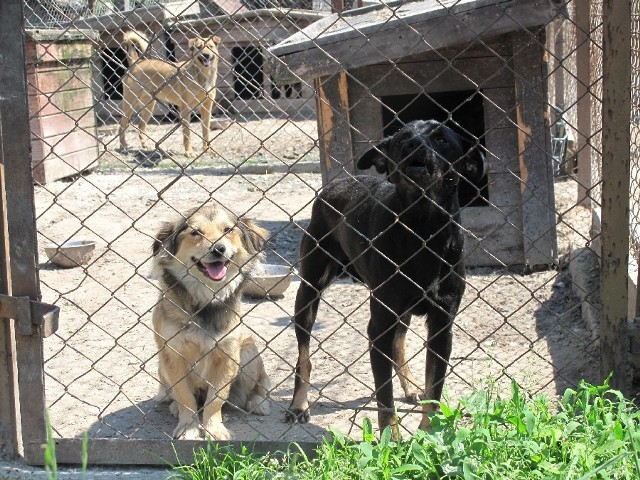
[390, 35, 513, 63]
[27, 65, 93, 96]
[483, 87, 517, 131]
[599, 1, 631, 391]
[348, 82, 384, 174]
[485, 172, 522, 208]
[32, 147, 98, 185]
[462, 205, 524, 267]
[350, 57, 513, 96]
[0, 159, 19, 458]
[30, 110, 96, 140]
[31, 129, 98, 159]
[484, 125, 520, 172]
[29, 87, 94, 118]
[316, 72, 353, 184]
[574, 2, 593, 207]
[270, 0, 565, 83]
[24, 41, 94, 65]
[25, 438, 320, 466]
[0, 0, 47, 465]
[512, 31, 557, 268]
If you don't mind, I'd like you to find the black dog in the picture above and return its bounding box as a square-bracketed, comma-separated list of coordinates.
[285, 119, 485, 436]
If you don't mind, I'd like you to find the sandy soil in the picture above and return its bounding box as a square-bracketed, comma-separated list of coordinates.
[35, 119, 598, 443]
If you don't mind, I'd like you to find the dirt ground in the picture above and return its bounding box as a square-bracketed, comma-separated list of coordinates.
[34, 118, 598, 443]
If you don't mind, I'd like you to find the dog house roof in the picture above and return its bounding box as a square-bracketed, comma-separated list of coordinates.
[269, 0, 566, 84]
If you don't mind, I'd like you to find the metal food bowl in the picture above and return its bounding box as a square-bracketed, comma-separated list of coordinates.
[244, 264, 297, 298]
[45, 240, 96, 268]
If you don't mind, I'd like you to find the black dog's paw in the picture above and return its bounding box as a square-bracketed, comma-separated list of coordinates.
[284, 408, 310, 424]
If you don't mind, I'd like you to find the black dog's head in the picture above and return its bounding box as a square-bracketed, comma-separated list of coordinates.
[357, 120, 485, 206]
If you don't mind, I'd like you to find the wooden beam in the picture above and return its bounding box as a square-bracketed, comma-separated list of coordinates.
[574, 2, 593, 207]
[512, 31, 557, 268]
[599, 0, 631, 391]
[25, 438, 319, 466]
[0, 0, 47, 464]
[315, 72, 353, 184]
[270, 0, 566, 84]
[0, 155, 19, 459]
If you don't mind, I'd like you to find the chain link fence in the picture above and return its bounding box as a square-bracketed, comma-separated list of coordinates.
[6, 0, 635, 463]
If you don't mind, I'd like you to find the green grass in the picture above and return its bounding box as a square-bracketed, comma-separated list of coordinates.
[169, 379, 640, 480]
[44, 411, 88, 480]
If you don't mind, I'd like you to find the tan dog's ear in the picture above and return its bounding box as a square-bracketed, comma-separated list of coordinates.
[212, 36, 222, 45]
[239, 218, 268, 254]
[189, 38, 202, 51]
[152, 218, 188, 257]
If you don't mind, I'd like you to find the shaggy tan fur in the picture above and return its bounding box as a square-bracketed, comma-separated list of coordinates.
[151, 205, 270, 440]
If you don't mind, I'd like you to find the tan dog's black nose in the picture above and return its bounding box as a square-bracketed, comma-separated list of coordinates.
[211, 243, 226, 257]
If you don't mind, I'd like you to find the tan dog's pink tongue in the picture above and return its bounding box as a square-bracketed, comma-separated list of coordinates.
[205, 262, 227, 281]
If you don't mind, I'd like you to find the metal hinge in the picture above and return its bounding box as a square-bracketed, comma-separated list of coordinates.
[0, 294, 59, 337]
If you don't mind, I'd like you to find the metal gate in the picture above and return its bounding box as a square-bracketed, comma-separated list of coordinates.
[0, 0, 637, 468]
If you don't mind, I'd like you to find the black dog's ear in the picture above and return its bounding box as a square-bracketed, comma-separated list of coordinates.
[456, 148, 487, 183]
[455, 142, 487, 183]
[152, 221, 182, 257]
[356, 138, 391, 174]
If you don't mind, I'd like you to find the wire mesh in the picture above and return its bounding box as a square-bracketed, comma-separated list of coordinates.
[14, 0, 616, 451]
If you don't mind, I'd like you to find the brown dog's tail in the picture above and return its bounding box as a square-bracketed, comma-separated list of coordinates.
[122, 31, 150, 64]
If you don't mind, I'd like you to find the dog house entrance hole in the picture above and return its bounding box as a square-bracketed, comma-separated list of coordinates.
[100, 47, 128, 101]
[232, 46, 264, 100]
[382, 91, 489, 207]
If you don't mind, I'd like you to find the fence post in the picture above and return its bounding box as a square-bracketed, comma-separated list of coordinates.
[0, 0, 47, 462]
[575, 1, 592, 207]
[599, 0, 632, 391]
[0, 122, 18, 458]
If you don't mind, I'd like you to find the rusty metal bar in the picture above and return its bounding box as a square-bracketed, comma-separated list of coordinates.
[599, 0, 632, 391]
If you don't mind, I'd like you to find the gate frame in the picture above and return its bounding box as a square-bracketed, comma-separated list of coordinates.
[1, 0, 46, 463]
[0, 0, 318, 466]
[0, 0, 637, 468]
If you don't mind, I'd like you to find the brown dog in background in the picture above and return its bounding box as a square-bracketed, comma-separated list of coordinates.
[152, 205, 270, 440]
[119, 31, 221, 157]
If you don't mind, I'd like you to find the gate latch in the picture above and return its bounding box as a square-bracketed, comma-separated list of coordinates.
[0, 294, 59, 337]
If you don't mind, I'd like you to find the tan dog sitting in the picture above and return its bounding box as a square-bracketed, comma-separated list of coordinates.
[151, 206, 271, 440]
[118, 31, 221, 157]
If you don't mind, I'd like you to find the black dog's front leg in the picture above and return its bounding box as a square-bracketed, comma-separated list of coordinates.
[420, 277, 463, 430]
[368, 300, 401, 439]
[285, 281, 320, 424]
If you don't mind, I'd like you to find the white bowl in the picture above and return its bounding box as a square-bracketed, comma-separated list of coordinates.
[244, 264, 297, 298]
[45, 240, 96, 268]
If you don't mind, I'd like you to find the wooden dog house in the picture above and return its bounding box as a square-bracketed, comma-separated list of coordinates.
[270, 0, 566, 268]
[26, 29, 100, 184]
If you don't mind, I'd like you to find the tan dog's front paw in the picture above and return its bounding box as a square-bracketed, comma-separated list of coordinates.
[202, 422, 231, 441]
[173, 419, 201, 440]
[246, 396, 270, 416]
[202, 146, 214, 156]
[184, 149, 196, 158]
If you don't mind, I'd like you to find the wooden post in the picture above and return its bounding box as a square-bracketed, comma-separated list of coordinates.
[599, 0, 631, 391]
[512, 31, 558, 268]
[315, 72, 353, 185]
[575, 1, 592, 207]
[0, 0, 47, 463]
[0, 128, 18, 459]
